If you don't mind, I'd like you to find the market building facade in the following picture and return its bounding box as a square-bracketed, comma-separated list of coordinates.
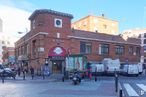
[15, 9, 141, 74]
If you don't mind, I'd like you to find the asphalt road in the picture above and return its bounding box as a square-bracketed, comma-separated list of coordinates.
[1, 74, 146, 97]
[0, 75, 117, 97]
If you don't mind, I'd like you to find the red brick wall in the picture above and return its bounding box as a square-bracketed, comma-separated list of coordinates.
[15, 11, 141, 70]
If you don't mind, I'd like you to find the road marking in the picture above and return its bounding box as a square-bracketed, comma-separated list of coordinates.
[123, 83, 139, 96]
[137, 84, 146, 92]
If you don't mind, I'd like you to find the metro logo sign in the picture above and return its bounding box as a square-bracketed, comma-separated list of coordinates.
[48, 46, 66, 57]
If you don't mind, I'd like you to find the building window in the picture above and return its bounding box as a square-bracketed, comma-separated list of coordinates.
[115, 45, 124, 55]
[99, 44, 109, 55]
[103, 24, 107, 29]
[80, 42, 92, 54]
[144, 39, 146, 44]
[144, 33, 146, 38]
[32, 19, 35, 29]
[7, 41, 10, 45]
[129, 46, 133, 55]
[2, 41, 5, 44]
[144, 46, 146, 51]
[144, 59, 146, 63]
[136, 47, 140, 56]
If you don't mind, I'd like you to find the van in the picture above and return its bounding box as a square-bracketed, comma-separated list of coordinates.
[127, 64, 139, 76]
[103, 58, 120, 74]
[137, 63, 143, 74]
[91, 63, 104, 75]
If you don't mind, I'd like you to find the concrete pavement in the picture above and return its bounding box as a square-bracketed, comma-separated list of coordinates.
[0, 75, 117, 97]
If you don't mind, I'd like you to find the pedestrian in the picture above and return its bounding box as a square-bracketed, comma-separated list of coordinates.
[95, 66, 97, 81]
[30, 66, 34, 80]
[17, 67, 21, 76]
[22, 67, 26, 80]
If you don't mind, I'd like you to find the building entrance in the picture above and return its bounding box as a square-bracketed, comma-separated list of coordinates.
[52, 61, 63, 74]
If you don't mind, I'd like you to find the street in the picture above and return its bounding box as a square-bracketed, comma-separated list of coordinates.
[1, 74, 146, 97]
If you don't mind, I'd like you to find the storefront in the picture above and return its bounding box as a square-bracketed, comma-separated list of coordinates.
[48, 46, 67, 74]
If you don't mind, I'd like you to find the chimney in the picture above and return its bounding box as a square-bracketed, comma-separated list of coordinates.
[102, 14, 105, 17]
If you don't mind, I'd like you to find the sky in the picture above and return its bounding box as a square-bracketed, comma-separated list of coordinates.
[0, 0, 146, 45]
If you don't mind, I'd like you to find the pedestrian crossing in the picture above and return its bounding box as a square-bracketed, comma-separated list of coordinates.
[123, 83, 146, 97]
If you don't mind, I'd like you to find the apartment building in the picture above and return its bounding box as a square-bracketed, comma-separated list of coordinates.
[72, 15, 119, 35]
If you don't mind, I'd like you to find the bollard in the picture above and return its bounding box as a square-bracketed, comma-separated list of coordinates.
[119, 89, 123, 97]
[95, 76, 97, 82]
[62, 76, 64, 82]
[1, 71, 5, 83]
[115, 74, 118, 92]
[43, 73, 45, 80]
[31, 74, 34, 80]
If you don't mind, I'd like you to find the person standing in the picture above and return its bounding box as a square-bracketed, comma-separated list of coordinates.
[17, 67, 21, 76]
[30, 66, 34, 80]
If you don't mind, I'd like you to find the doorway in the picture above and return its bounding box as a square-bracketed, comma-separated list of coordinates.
[52, 61, 62, 74]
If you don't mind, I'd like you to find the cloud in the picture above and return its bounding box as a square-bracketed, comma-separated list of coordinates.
[0, 0, 36, 11]
[0, 5, 31, 46]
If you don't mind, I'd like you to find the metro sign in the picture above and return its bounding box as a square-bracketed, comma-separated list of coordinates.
[53, 47, 63, 55]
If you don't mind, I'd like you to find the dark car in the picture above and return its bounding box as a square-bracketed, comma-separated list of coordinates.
[0, 65, 16, 79]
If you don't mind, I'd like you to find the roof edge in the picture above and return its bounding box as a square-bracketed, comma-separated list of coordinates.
[29, 9, 74, 20]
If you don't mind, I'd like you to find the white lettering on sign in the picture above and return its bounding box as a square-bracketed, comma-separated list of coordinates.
[54, 47, 63, 55]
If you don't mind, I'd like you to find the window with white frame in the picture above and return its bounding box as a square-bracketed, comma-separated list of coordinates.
[129, 46, 133, 55]
[115, 45, 124, 55]
[99, 44, 109, 55]
[80, 42, 92, 54]
[32, 19, 35, 29]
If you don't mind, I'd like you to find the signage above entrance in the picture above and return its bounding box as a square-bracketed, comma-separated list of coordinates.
[48, 46, 67, 57]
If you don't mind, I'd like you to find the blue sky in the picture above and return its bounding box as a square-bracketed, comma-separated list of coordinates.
[1, 0, 146, 33]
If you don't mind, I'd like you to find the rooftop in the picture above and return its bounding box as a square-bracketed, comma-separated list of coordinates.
[29, 9, 73, 20]
[69, 29, 140, 45]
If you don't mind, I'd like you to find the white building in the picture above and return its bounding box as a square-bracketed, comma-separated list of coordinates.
[0, 34, 13, 64]
[122, 28, 146, 39]
[0, 18, 2, 33]
[122, 28, 146, 64]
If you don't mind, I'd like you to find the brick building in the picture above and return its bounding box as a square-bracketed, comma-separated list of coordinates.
[15, 9, 141, 74]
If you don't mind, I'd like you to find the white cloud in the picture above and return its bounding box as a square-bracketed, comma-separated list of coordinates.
[0, 5, 31, 46]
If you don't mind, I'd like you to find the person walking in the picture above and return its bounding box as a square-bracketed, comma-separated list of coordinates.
[30, 66, 34, 80]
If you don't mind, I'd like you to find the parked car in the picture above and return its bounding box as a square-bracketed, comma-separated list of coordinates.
[0, 64, 16, 79]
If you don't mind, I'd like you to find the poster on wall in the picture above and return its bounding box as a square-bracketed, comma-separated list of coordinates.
[66, 57, 74, 70]
[75, 57, 83, 70]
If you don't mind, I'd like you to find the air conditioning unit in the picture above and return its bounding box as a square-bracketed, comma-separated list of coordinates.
[38, 47, 44, 52]
[54, 18, 62, 28]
